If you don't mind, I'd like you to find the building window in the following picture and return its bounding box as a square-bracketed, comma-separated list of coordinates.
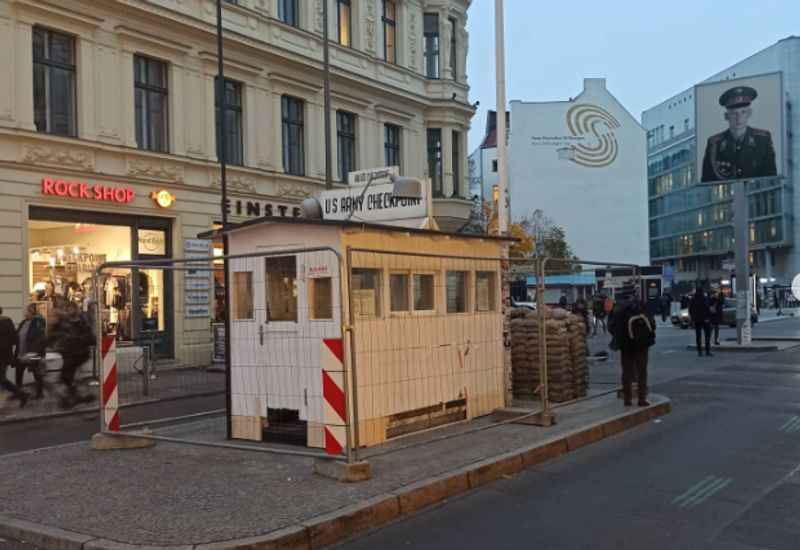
[413, 274, 435, 311]
[338, 0, 351, 46]
[427, 129, 443, 197]
[449, 17, 457, 79]
[282, 95, 305, 176]
[278, 0, 299, 27]
[384, 123, 401, 168]
[476, 271, 497, 312]
[215, 78, 243, 166]
[684, 118, 690, 132]
[352, 268, 381, 318]
[266, 256, 297, 322]
[423, 13, 439, 78]
[452, 130, 461, 197]
[134, 55, 169, 153]
[390, 273, 409, 312]
[383, 0, 397, 63]
[337, 111, 356, 181]
[310, 277, 333, 320]
[492, 159, 498, 172]
[232, 272, 254, 320]
[33, 27, 77, 137]
[446, 271, 467, 313]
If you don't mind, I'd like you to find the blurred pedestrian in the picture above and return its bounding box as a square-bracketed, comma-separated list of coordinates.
[592, 294, 607, 335]
[660, 293, 673, 323]
[1, 307, 28, 406]
[15, 304, 47, 399]
[49, 303, 95, 409]
[613, 290, 656, 407]
[573, 297, 590, 335]
[709, 291, 725, 346]
[690, 289, 713, 357]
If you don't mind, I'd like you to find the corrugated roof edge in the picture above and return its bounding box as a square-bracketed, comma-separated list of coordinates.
[198, 216, 518, 242]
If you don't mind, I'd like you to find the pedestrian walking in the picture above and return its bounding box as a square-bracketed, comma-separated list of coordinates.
[15, 304, 48, 399]
[592, 294, 607, 335]
[0, 307, 28, 406]
[660, 293, 673, 323]
[709, 291, 725, 346]
[573, 297, 590, 336]
[612, 290, 655, 407]
[48, 303, 96, 409]
[690, 289, 713, 357]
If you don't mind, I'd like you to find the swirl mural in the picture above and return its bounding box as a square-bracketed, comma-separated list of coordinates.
[563, 104, 621, 168]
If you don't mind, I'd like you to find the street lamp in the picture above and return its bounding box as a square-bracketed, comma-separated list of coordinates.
[494, 0, 508, 235]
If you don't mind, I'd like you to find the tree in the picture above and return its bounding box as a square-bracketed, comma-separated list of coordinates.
[517, 209, 577, 272]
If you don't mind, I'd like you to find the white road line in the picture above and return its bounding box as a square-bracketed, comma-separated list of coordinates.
[779, 416, 800, 433]
[683, 478, 732, 508]
[672, 476, 716, 506]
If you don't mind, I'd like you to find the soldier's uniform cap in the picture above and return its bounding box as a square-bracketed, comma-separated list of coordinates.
[719, 86, 758, 109]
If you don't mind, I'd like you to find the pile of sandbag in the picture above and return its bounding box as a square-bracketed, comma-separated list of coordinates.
[510, 307, 589, 403]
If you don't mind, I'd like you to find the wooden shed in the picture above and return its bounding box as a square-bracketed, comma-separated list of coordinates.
[222, 217, 510, 451]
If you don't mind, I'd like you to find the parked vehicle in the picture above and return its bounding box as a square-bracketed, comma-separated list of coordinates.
[671, 298, 758, 329]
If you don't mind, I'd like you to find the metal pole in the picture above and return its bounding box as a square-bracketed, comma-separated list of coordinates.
[216, 0, 234, 439]
[345, 246, 361, 458]
[734, 180, 751, 345]
[494, 0, 508, 234]
[94, 273, 106, 433]
[323, 0, 333, 189]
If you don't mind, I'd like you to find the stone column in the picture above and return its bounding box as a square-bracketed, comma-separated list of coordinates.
[441, 10, 453, 81]
[271, 91, 284, 172]
[205, 73, 217, 162]
[308, 97, 326, 178]
[119, 50, 137, 147]
[7, 21, 35, 130]
[170, 65, 186, 156]
[78, 39, 97, 140]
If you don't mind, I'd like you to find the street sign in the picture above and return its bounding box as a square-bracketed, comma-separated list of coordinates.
[347, 166, 399, 187]
[320, 181, 427, 224]
[722, 260, 736, 272]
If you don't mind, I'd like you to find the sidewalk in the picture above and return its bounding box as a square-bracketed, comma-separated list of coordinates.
[0, 391, 670, 549]
[0, 367, 225, 424]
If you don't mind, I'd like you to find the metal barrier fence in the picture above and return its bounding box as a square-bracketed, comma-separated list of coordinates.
[86, 246, 646, 465]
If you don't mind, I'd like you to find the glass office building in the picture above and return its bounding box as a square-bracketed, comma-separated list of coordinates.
[643, 36, 799, 293]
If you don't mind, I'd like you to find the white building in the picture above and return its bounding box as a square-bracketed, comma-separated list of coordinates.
[508, 78, 649, 265]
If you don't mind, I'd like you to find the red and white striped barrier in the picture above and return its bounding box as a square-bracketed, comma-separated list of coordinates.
[101, 335, 119, 432]
[321, 338, 346, 455]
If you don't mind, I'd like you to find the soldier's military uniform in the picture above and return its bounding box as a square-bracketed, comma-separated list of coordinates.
[700, 86, 777, 183]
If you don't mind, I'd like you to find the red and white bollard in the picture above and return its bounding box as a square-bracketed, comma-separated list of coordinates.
[321, 338, 347, 456]
[100, 335, 119, 432]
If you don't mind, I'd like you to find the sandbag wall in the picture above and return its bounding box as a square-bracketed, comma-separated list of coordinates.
[510, 308, 589, 403]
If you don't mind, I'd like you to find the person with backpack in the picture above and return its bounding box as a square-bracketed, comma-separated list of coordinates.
[690, 289, 713, 357]
[613, 290, 656, 407]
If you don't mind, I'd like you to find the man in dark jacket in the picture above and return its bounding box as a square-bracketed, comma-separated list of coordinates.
[49, 304, 95, 409]
[709, 291, 725, 346]
[690, 289, 713, 357]
[15, 303, 48, 398]
[1, 307, 28, 405]
[613, 290, 656, 407]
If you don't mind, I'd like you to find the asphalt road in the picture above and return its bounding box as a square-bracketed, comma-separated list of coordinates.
[337, 319, 800, 550]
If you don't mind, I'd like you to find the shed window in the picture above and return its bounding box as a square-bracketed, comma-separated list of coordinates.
[232, 272, 254, 320]
[310, 277, 333, 320]
[266, 256, 298, 322]
[476, 271, 497, 312]
[352, 268, 381, 318]
[413, 274, 435, 311]
[446, 271, 467, 313]
[390, 273, 409, 312]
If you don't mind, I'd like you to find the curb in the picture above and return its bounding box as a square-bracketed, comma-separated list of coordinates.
[0, 399, 671, 550]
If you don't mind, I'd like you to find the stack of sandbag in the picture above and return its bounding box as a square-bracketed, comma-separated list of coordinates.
[510, 307, 590, 402]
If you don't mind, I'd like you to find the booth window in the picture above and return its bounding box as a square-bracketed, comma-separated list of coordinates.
[413, 274, 435, 311]
[352, 268, 382, 317]
[476, 271, 497, 312]
[232, 272, 254, 320]
[446, 271, 467, 313]
[390, 273, 409, 312]
[33, 27, 77, 137]
[310, 277, 333, 320]
[266, 256, 298, 322]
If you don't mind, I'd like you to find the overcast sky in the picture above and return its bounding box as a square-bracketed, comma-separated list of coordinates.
[466, 0, 800, 150]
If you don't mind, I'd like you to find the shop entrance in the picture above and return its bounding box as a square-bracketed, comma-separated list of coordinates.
[28, 207, 174, 358]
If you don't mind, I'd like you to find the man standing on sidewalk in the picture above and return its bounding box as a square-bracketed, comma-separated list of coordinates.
[690, 289, 713, 357]
[0, 307, 28, 406]
[613, 290, 656, 407]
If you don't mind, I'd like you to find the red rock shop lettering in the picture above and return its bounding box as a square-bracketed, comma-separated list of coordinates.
[41, 177, 135, 204]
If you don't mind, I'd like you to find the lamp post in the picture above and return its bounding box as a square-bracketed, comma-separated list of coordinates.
[215, 0, 233, 439]
[323, 0, 333, 189]
[494, 0, 508, 235]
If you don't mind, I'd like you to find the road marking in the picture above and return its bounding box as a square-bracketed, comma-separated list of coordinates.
[779, 416, 800, 433]
[672, 476, 732, 509]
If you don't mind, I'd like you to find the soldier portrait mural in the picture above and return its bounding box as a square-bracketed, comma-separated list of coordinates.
[696, 72, 784, 183]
